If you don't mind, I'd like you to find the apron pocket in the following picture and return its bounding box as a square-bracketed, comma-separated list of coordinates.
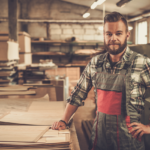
[97, 89, 122, 115]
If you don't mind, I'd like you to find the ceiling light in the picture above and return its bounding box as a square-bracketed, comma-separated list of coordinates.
[83, 13, 90, 18]
[116, 0, 132, 7]
[91, 0, 106, 9]
[91, 2, 98, 9]
[97, 0, 106, 5]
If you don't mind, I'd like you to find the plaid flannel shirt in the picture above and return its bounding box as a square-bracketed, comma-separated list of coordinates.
[67, 47, 150, 113]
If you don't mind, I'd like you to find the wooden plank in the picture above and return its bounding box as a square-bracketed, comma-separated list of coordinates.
[0, 85, 32, 91]
[0, 125, 49, 142]
[0, 149, 55, 150]
[0, 112, 62, 125]
[28, 101, 65, 113]
[0, 141, 70, 147]
[43, 129, 59, 137]
[28, 101, 65, 110]
[0, 90, 36, 95]
[39, 134, 69, 144]
[42, 129, 70, 138]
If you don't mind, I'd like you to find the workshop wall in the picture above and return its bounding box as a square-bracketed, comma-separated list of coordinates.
[0, 0, 134, 44]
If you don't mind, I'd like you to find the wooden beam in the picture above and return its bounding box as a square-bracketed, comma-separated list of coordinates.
[8, 0, 18, 42]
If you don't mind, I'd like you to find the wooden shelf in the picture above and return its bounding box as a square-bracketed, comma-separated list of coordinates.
[32, 51, 66, 56]
[31, 40, 104, 46]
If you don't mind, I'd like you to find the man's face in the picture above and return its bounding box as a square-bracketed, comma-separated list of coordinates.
[103, 20, 130, 55]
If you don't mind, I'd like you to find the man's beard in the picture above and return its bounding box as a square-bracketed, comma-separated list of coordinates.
[104, 38, 127, 55]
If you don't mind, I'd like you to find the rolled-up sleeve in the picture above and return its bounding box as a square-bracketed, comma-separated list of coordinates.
[67, 61, 93, 106]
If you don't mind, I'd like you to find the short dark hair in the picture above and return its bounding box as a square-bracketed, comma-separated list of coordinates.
[104, 12, 128, 32]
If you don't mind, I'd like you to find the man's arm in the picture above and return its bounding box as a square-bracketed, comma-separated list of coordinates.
[52, 59, 94, 130]
[128, 57, 150, 139]
[51, 103, 78, 130]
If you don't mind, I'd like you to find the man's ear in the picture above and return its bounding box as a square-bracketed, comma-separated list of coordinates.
[127, 31, 130, 40]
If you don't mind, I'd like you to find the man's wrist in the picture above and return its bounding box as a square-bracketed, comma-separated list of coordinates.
[59, 120, 68, 126]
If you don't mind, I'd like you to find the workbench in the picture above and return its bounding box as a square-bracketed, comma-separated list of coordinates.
[0, 85, 80, 150]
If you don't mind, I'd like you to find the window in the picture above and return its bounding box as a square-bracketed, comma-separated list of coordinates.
[137, 21, 147, 44]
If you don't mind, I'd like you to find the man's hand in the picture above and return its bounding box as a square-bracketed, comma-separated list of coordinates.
[51, 103, 78, 130]
[51, 121, 67, 130]
[128, 122, 150, 139]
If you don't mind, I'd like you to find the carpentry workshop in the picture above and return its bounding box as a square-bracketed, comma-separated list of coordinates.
[1, 0, 150, 150]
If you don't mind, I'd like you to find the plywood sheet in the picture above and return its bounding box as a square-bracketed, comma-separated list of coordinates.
[38, 136, 68, 144]
[28, 101, 65, 113]
[0, 85, 32, 91]
[0, 112, 62, 125]
[0, 125, 49, 142]
[0, 90, 36, 95]
[0, 141, 70, 147]
[41, 129, 70, 143]
[43, 129, 59, 137]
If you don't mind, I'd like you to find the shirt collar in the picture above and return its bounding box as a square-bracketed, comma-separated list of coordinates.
[122, 46, 133, 62]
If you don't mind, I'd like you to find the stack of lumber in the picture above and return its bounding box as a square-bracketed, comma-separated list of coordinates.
[0, 61, 18, 84]
[0, 32, 19, 85]
[15, 59, 57, 84]
[0, 85, 36, 96]
[0, 101, 71, 150]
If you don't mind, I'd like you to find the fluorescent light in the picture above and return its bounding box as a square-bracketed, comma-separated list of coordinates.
[91, 0, 106, 9]
[91, 2, 98, 9]
[128, 26, 133, 30]
[83, 13, 90, 18]
[97, 0, 106, 5]
[116, 0, 132, 7]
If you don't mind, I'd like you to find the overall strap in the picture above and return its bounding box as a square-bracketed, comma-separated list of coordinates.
[96, 53, 106, 72]
[125, 51, 138, 116]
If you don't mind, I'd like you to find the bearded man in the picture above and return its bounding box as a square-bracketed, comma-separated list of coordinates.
[52, 12, 150, 150]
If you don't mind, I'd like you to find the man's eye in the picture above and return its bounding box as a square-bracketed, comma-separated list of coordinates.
[106, 34, 112, 36]
[116, 33, 122, 35]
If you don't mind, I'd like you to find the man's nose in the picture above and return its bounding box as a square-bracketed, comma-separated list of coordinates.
[110, 34, 117, 41]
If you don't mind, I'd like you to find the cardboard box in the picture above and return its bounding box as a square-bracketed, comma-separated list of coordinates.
[18, 32, 31, 53]
[19, 53, 32, 64]
[0, 41, 19, 61]
[0, 32, 31, 53]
